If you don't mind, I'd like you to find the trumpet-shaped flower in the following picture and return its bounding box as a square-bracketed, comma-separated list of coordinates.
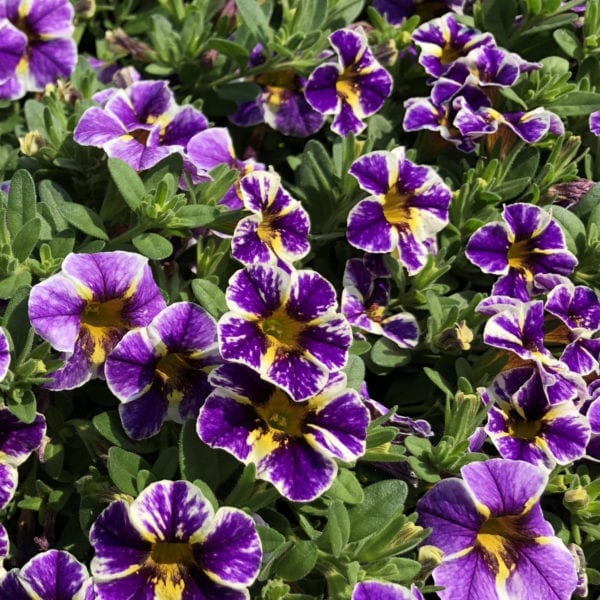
[347, 148, 452, 274]
[90, 480, 261, 599]
[231, 171, 310, 269]
[28, 251, 166, 390]
[0, 327, 9, 382]
[105, 302, 221, 440]
[417, 459, 577, 600]
[466, 203, 577, 301]
[305, 28, 393, 136]
[198, 364, 369, 502]
[0, 0, 77, 100]
[218, 264, 352, 401]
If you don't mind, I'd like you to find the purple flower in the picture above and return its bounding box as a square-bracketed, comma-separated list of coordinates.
[305, 27, 393, 136]
[466, 203, 577, 301]
[74, 80, 209, 172]
[341, 258, 420, 347]
[198, 363, 369, 502]
[231, 171, 310, 269]
[347, 148, 452, 274]
[218, 265, 352, 402]
[590, 109, 600, 136]
[484, 367, 590, 468]
[28, 251, 166, 390]
[585, 381, 600, 460]
[417, 459, 578, 600]
[0, 550, 92, 599]
[352, 580, 424, 600]
[231, 69, 325, 137]
[0, 327, 9, 382]
[185, 127, 265, 207]
[0, 0, 77, 100]
[373, 0, 466, 25]
[105, 302, 221, 440]
[90, 480, 262, 599]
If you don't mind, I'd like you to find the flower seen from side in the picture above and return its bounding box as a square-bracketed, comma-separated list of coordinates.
[198, 363, 369, 502]
[90, 479, 261, 599]
[305, 27, 393, 136]
[231, 171, 310, 269]
[28, 251, 166, 390]
[347, 148, 452, 274]
[105, 302, 221, 440]
[218, 264, 352, 401]
[417, 458, 578, 600]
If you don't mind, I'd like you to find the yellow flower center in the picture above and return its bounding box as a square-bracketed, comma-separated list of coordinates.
[382, 185, 416, 229]
[79, 298, 128, 365]
[507, 414, 543, 441]
[256, 70, 298, 108]
[255, 388, 308, 437]
[81, 298, 126, 329]
[155, 353, 190, 383]
[261, 307, 304, 350]
[507, 238, 533, 270]
[150, 541, 195, 566]
[257, 214, 278, 243]
[476, 515, 524, 580]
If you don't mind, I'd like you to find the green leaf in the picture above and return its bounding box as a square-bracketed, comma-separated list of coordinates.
[108, 158, 145, 211]
[479, 0, 517, 42]
[235, 0, 273, 42]
[0, 272, 31, 300]
[292, 0, 328, 33]
[325, 499, 350, 557]
[152, 447, 179, 480]
[132, 233, 174, 260]
[216, 82, 262, 102]
[43, 441, 65, 479]
[6, 389, 37, 424]
[370, 337, 412, 369]
[93, 411, 157, 454]
[226, 463, 256, 506]
[206, 38, 250, 67]
[107, 447, 150, 496]
[12, 217, 41, 262]
[257, 525, 286, 553]
[191, 278, 228, 319]
[547, 91, 600, 117]
[2, 285, 31, 358]
[7, 170, 37, 238]
[143, 154, 184, 192]
[276, 540, 318, 581]
[545, 205, 586, 253]
[172, 205, 224, 228]
[326, 468, 364, 505]
[56, 202, 108, 240]
[574, 182, 600, 221]
[343, 354, 365, 392]
[553, 28, 580, 57]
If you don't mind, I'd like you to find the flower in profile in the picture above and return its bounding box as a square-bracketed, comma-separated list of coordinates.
[231, 171, 310, 269]
[305, 27, 393, 136]
[465, 203, 577, 301]
[0, 549, 92, 599]
[90, 479, 261, 599]
[74, 80, 209, 172]
[341, 257, 420, 347]
[28, 251, 166, 390]
[198, 363, 369, 502]
[105, 302, 221, 440]
[417, 459, 577, 600]
[347, 148, 452, 274]
[0, 0, 77, 100]
[484, 367, 590, 468]
[0, 327, 9, 382]
[0, 407, 46, 511]
[352, 580, 424, 600]
[218, 264, 352, 401]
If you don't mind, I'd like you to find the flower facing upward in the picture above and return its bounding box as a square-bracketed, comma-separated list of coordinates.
[105, 302, 221, 440]
[347, 148, 452, 274]
[305, 27, 393, 136]
[417, 459, 577, 600]
[218, 264, 352, 401]
[28, 251, 166, 390]
[90, 480, 262, 600]
[198, 364, 369, 502]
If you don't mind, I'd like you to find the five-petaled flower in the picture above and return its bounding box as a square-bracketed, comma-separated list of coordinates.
[198, 363, 369, 502]
[90, 479, 262, 599]
[347, 148, 452, 274]
[28, 251, 166, 390]
[417, 459, 577, 600]
[218, 264, 352, 401]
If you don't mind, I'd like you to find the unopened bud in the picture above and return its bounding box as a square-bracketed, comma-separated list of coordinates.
[19, 130, 46, 156]
[547, 179, 595, 209]
[418, 544, 444, 568]
[564, 487, 589, 510]
[106, 28, 151, 60]
[438, 320, 474, 351]
[74, 0, 95, 19]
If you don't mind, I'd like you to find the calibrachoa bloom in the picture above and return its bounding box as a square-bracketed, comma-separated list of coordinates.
[305, 27, 393, 136]
[0, 550, 92, 599]
[373, 0, 466, 25]
[590, 109, 600, 136]
[0, 0, 77, 100]
[352, 580, 424, 600]
[347, 148, 452, 274]
[231, 171, 310, 269]
[105, 302, 221, 440]
[90, 480, 261, 599]
[0, 407, 46, 510]
[218, 264, 352, 401]
[466, 203, 577, 300]
[417, 459, 577, 599]
[0, 327, 9, 382]
[584, 380, 600, 460]
[28, 251, 166, 390]
[484, 367, 590, 468]
[74, 80, 209, 172]
[198, 364, 369, 502]
[342, 257, 420, 347]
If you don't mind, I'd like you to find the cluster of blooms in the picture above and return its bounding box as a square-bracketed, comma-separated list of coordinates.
[404, 13, 564, 152]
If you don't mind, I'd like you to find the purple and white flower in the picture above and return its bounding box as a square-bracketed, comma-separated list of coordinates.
[373, 0, 466, 25]
[590, 110, 600, 136]
[198, 364, 369, 502]
[305, 27, 393, 136]
[218, 264, 352, 402]
[105, 302, 221, 440]
[417, 459, 578, 600]
[352, 580, 424, 600]
[28, 251, 166, 390]
[0, 327, 9, 382]
[90, 480, 262, 599]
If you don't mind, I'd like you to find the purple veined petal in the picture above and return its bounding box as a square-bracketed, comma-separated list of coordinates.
[26, 0, 75, 36]
[301, 317, 352, 371]
[73, 106, 127, 146]
[44, 339, 94, 391]
[162, 105, 208, 147]
[461, 459, 547, 518]
[218, 314, 266, 371]
[542, 403, 590, 464]
[396, 228, 429, 275]
[129, 480, 215, 543]
[330, 28, 367, 70]
[561, 341, 598, 375]
[304, 388, 369, 461]
[0, 522, 7, 567]
[229, 99, 265, 128]
[266, 87, 326, 137]
[287, 270, 338, 321]
[590, 110, 600, 136]
[347, 199, 397, 253]
[381, 313, 420, 348]
[403, 97, 443, 132]
[343, 258, 384, 299]
[350, 151, 397, 196]
[305, 63, 342, 114]
[491, 271, 531, 302]
[272, 208, 311, 261]
[24, 37, 77, 91]
[356, 67, 393, 117]
[118, 388, 169, 440]
[103, 134, 174, 171]
[0, 570, 27, 598]
[0, 408, 45, 465]
[476, 295, 524, 316]
[331, 99, 366, 136]
[129, 80, 177, 124]
[0, 20, 26, 83]
[207, 363, 274, 403]
[0, 328, 10, 382]
[0, 73, 24, 100]
[232, 215, 276, 266]
[0, 463, 17, 510]
[196, 507, 261, 588]
[187, 127, 235, 171]
[352, 580, 417, 600]
[264, 351, 328, 402]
